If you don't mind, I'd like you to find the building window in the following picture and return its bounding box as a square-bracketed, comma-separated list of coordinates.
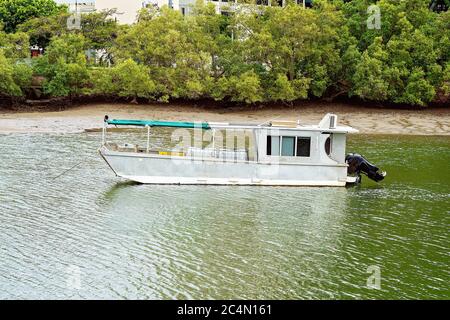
[296, 137, 311, 157]
[281, 136, 295, 156]
[181, 7, 186, 16]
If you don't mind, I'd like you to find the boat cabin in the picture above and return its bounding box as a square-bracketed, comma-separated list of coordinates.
[103, 113, 356, 166]
[100, 114, 360, 186]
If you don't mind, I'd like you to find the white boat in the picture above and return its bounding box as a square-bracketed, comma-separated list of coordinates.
[99, 113, 385, 186]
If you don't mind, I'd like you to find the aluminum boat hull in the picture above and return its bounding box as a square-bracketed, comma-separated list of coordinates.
[100, 147, 356, 187]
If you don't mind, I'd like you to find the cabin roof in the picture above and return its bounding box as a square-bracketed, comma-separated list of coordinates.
[106, 119, 211, 130]
[105, 114, 359, 134]
[208, 123, 358, 134]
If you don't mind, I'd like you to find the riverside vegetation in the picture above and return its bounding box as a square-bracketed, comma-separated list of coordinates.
[0, 0, 449, 107]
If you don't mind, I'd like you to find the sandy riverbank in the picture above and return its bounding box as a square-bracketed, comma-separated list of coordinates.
[0, 102, 449, 135]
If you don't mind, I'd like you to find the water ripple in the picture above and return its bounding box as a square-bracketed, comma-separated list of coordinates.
[0, 133, 448, 299]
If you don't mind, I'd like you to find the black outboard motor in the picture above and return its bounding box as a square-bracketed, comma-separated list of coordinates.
[346, 153, 386, 183]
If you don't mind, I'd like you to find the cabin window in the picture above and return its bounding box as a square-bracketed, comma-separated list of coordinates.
[267, 135, 280, 156]
[281, 136, 295, 156]
[296, 137, 311, 157]
[267, 135, 310, 157]
[325, 137, 332, 156]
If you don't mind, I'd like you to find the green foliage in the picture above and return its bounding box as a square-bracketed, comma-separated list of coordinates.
[0, 0, 64, 33]
[39, 54, 89, 97]
[110, 59, 156, 100]
[90, 59, 156, 101]
[89, 67, 114, 95]
[34, 34, 89, 96]
[351, 38, 389, 101]
[0, 0, 448, 106]
[441, 63, 450, 96]
[396, 68, 436, 106]
[213, 70, 263, 104]
[0, 30, 29, 59]
[80, 9, 119, 50]
[0, 49, 21, 96]
[352, 52, 388, 101]
[17, 11, 69, 48]
[13, 62, 32, 88]
[268, 74, 310, 102]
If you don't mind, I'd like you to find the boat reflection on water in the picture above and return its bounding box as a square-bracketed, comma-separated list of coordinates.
[97, 182, 350, 298]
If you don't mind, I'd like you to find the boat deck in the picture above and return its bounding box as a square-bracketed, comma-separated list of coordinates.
[105, 143, 253, 161]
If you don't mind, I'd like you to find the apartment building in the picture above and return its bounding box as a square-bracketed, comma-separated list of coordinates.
[96, 0, 167, 23]
[56, 0, 96, 13]
[159, 0, 312, 17]
[56, 0, 313, 24]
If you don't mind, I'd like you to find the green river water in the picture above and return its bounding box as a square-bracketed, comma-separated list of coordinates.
[0, 133, 448, 299]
